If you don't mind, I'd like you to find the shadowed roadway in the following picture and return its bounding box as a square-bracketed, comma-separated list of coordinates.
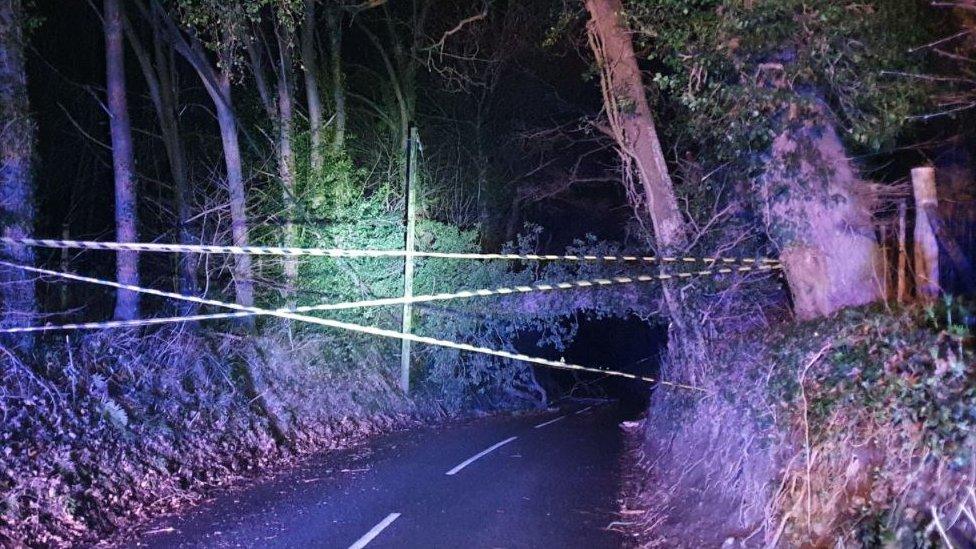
[125, 402, 629, 548]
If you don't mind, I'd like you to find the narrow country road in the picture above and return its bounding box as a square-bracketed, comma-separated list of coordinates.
[123, 401, 630, 548]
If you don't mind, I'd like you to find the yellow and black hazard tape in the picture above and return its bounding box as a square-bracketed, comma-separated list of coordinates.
[0, 263, 781, 334]
[1, 259, 770, 392]
[0, 237, 780, 265]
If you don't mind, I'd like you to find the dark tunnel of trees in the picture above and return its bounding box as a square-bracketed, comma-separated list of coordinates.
[519, 315, 666, 417]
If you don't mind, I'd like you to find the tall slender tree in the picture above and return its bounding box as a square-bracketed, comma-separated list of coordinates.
[102, 0, 141, 319]
[104, 0, 140, 320]
[301, 0, 325, 171]
[123, 8, 199, 312]
[0, 0, 37, 339]
[145, 3, 283, 443]
[324, 3, 345, 154]
[585, 0, 683, 249]
[358, 1, 430, 171]
[246, 11, 299, 305]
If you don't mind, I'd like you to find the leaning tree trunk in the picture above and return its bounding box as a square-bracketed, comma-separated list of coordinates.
[757, 103, 882, 320]
[104, 0, 140, 320]
[585, 0, 682, 247]
[0, 0, 37, 342]
[585, 0, 707, 381]
[150, 3, 254, 309]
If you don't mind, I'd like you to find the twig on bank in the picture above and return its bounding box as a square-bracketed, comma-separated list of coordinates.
[798, 342, 832, 534]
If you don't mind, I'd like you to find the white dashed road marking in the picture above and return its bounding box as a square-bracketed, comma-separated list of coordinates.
[534, 415, 567, 429]
[574, 406, 593, 415]
[445, 437, 518, 476]
[348, 513, 401, 549]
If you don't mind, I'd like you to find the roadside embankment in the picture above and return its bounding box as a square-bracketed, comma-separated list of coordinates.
[622, 302, 976, 546]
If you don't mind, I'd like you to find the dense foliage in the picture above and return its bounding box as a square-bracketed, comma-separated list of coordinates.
[628, 0, 939, 172]
[769, 302, 975, 545]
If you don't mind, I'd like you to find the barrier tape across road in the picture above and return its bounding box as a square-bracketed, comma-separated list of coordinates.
[0, 260, 728, 392]
[0, 263, 782, 334]
[0, 237, 780, 265]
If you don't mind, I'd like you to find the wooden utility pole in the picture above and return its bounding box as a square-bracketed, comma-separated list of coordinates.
[912, 167, 940, 302]
[400, 125, 419, 393]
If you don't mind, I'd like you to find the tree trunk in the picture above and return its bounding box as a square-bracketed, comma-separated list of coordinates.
[758, 104, 882, 320]
[276, 31, 298, 306]
[0, 0, 37, 342]
[215, 71, 255, 309]
[246, 27, 299, 307]
[104, 0, 140, 320]
[124, 12, 199, 311]
[584, 0, 706, 381]
[585, 0, 684, 248]
[152, 2, 256, 310]
[325, 4, 346, 154]
[149, 1, 282, 441]
[152, 25, 199, 308]
[302, 1, 324, 170]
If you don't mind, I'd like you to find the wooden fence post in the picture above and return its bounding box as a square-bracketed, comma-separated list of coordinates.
[911, 167, 940, 302]
[896, 200, 909, 304]
[879, 225, 889, 301]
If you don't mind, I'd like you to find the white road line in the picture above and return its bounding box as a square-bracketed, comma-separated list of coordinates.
[534, 415, 567, 429]
[445, 436, 518, 476]
[348, 513, 401, 549]
[574, 406, 593, 415]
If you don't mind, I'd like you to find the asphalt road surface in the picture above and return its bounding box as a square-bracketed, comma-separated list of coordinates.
[124, 401, 629, 548]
